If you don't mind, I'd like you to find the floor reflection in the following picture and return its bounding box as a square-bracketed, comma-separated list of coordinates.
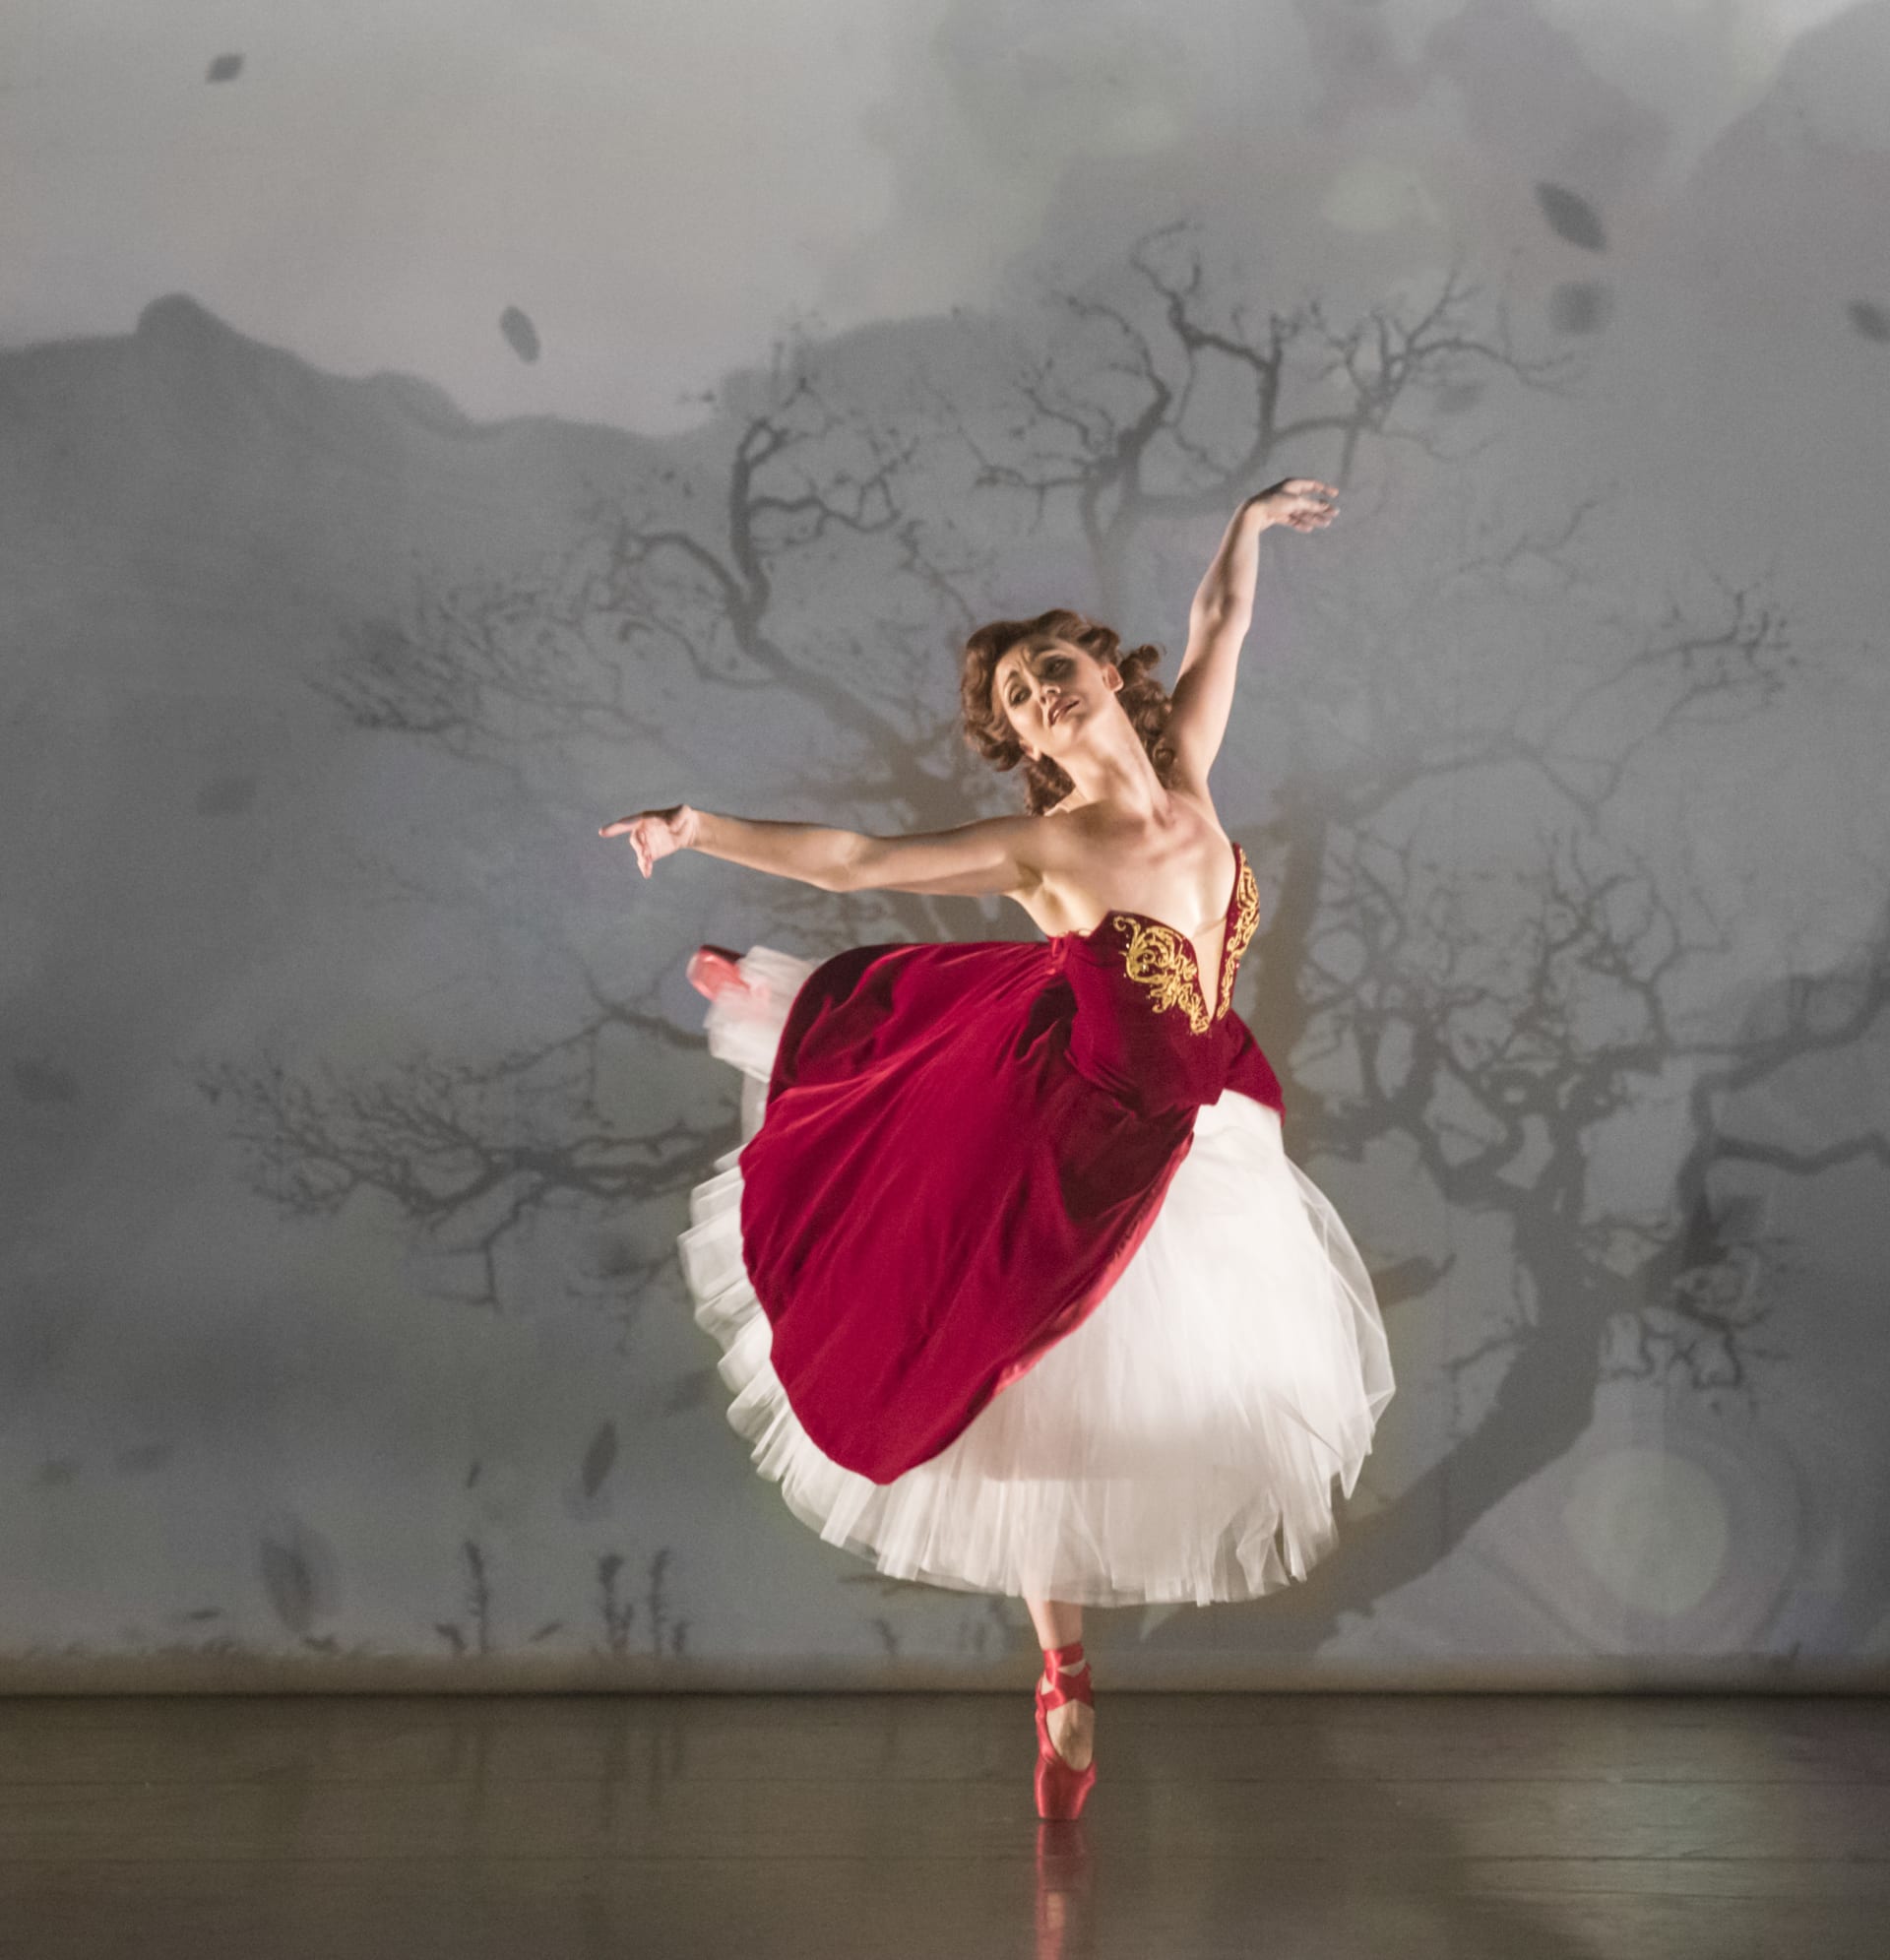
[1035, 1819, 1094, 1959]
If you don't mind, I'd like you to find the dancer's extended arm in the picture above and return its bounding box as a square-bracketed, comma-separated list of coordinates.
[1165, 479, 1338, 788]
[600, 804, 1045, 900]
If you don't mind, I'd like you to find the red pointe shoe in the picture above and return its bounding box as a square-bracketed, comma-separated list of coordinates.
[686, 945, 764, 1005]
[1033, 1640, 1097, 1821]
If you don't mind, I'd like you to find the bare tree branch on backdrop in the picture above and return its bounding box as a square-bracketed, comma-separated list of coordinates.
[198, 228, 1886, 1646]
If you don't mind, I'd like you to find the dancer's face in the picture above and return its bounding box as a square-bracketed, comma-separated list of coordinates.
[993, 640, 1120, 761]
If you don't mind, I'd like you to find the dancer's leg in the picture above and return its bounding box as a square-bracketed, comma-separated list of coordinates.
[1025, 1595, 1082, 1651]
[1025, 1595, 1093, 1771]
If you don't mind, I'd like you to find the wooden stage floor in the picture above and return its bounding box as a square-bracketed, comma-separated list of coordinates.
[2, 1691, 1886, 1958]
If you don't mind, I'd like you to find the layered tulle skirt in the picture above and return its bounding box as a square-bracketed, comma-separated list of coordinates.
[678, 945, 1395, 1607]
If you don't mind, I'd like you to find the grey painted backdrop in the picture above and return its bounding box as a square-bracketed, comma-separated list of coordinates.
[4, 0, 1889, 1683]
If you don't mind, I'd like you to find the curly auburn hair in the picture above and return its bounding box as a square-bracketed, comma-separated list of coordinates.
[959, 607, 1178, 816]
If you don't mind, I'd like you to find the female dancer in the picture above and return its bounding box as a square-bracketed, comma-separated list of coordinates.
[601, 479, 1394, 1818]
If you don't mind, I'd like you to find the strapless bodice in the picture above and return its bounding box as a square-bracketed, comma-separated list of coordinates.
[1051, 842, 1279, 1114]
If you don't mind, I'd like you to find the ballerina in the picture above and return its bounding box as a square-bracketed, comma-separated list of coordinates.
[601, 478, 1394, 1819]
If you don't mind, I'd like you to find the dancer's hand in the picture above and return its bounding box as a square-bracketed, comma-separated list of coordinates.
[598, 802, 701, 878]
[1248, 479, 1340, 532]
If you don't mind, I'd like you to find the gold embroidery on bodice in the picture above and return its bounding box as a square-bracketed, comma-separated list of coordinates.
[1112, 854, 1260, 1036]
[1113, 917, 1214, 1034]
[1223, 854, 1260, 987]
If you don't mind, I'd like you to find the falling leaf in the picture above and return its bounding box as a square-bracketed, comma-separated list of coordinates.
[259, 1538, 317, 1634]
[580, 1420, 618, 1498]
[1845, 300, 1890, 344]
[663, 1366, 719, 1414]
[1535, 182, 1606, 252]
[259, 1518, 337, 1634]
[499, 306, 540, 362]
[1548, 281, 1613, 336]
[206, 53, 243, 83]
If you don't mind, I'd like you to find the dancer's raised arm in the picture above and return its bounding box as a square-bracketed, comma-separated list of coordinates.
[1165, 479, 1338, 787]
[600, 804, 1045, 900]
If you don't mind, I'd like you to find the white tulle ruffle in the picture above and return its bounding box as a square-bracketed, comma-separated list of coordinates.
[677, 944, 1395, 1608]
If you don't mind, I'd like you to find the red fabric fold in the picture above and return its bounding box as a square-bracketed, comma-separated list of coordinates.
[732, 843, 1284, 1483]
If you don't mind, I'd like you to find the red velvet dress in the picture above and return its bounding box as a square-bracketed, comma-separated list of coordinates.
[679, 842, 1396, 1607]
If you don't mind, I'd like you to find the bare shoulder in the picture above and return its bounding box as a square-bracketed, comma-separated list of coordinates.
[1020, 783, 1228, 934]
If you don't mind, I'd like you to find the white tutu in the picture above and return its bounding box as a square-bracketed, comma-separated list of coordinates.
[678, 945, 1395, 1607]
